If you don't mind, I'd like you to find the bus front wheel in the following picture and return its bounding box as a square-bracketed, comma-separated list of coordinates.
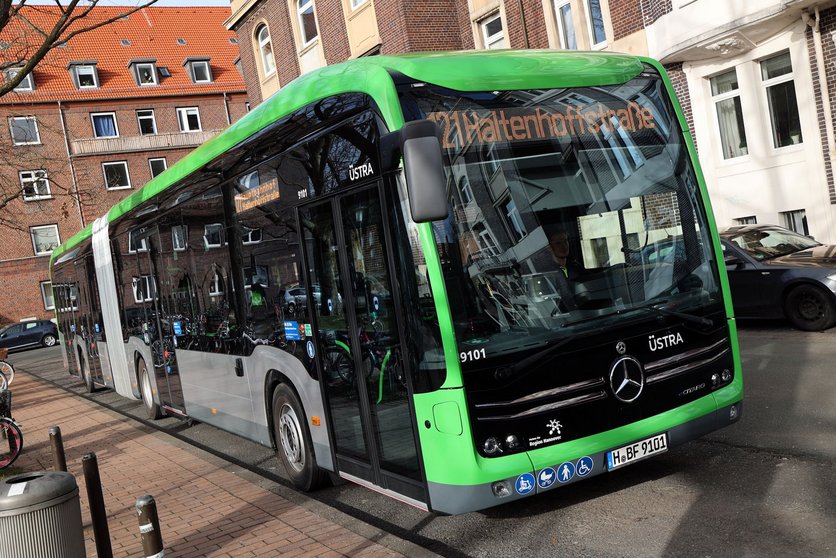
[138, 358, 162, 420]
[271, 384, 327, 491]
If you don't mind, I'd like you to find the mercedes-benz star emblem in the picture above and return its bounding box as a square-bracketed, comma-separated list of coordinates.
[609, 356, 645, 403]
[615, 341, 626, 354]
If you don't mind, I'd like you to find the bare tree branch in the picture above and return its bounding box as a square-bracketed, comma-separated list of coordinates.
[0, 0, 157, 96]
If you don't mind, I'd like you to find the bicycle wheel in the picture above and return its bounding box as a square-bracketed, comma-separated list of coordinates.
[0, 418, 23, 469]
[0, 369, 7, 392]
[0, 360, 13, 387]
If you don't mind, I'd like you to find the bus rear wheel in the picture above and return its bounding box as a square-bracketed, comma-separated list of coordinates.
[271, 384, 327, 491]
[138, 358, 162, 420]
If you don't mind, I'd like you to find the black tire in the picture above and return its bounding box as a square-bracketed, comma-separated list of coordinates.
[271, 384, 328, 491]
[138, 358, 163, 420]
[0, 418, 23, 469]
[0, 360, 14, 388]
[41, 334, 57, 348]
[784, 284, 836, 331]
[79, 349, 94, 393]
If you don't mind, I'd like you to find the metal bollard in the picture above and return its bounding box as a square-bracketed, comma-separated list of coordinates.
[49, 426, 67, 472]
[136, 495, 165, 557]
[82, 452, 113, 558]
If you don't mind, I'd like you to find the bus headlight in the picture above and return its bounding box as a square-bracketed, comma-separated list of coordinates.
[483, 437, 502, 455]
[721, 368, 732, 382]
[505, 434, 519, 450]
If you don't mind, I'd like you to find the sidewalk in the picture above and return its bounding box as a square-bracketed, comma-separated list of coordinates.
[7, 367, 418, 557]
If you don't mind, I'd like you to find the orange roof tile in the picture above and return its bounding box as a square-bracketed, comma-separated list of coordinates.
[0, 6, 246, 104]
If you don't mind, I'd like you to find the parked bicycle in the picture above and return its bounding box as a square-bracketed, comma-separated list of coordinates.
[0, 388, 23, 469]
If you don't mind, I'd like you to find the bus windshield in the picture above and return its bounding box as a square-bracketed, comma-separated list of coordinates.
[399, 67, 722, 358]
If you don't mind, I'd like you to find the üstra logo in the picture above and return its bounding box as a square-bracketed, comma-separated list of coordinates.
[648, 332, 684, 351]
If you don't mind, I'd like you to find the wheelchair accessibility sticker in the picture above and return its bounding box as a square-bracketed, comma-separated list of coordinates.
[576, 456, 593, 477]
[306, 340, 315, 359]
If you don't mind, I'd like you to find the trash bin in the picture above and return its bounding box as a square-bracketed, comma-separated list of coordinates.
[0, 471, 86, 558]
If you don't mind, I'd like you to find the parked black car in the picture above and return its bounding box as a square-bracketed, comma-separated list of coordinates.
[0, 319, 59, 351]
[720, 225, 836, 331]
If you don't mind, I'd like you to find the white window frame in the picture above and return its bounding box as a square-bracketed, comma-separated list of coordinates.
[781, 209, 808, 235]
[128, 229, 149, 253]
[135, 62, 158, 86]
[6, 68, 33, 91]
[91, 112, 119, 138]
[584, 0, 607, 49]
[760, 51, 802, 150]
[30, 224, 60, 256]
[735, 216, 757, 225]
[297, 0, 319, 47]
[242, 226, 262, 245]
[256, 25, 276, 77]
[148, 157, 167, 178]
[190, 60, 212, 83]
[74, 65, 98, 89]
[20, 170, 52, 201]
[480, 13, 506, 50]
[137, 109, 157, 135]
[209, 270, 224, 296]
[710, 68, 749, 160]
[102, 161, 132, 190]
[41, 281, 55, 310]
[9, 116, 40, 145]
[553, 0, 577, 50]
[350, 0, 368, 9]
[177, 107, 202, 132]
[204, 223, 223, 248]
[132, 275, 157, 303]
[172, 225, 188, 251]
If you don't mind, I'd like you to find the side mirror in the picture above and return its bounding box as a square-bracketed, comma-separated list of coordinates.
[723, 254, 743, 268]
[399, 120, 448, 223]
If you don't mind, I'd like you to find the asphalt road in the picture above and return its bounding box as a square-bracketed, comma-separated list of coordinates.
[7, 322, 835, 557]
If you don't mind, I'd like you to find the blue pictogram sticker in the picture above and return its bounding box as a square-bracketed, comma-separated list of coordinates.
[373, 296, 380, 311]
[173, 321, 182, 335]
[284, 321, 301, 341]
[515, 473, 536, 495]
[94, 323, 100, 333]
[576, 456, 594, 477]
[537, 467, 557, 489]
[557, 461, 576, 483]
[327, 298, 333, 313]
[71, 324, 76, 333]
[306, 340, 315, 359]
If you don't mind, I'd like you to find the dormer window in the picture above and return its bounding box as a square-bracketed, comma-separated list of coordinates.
[68, 62, 99, 89]
[5, 67, 33, 92]
[129, 60, 158, 86]
[184, 58, 212, 84]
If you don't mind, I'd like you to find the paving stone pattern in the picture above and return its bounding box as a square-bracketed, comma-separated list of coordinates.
[9, 370, 403, 557]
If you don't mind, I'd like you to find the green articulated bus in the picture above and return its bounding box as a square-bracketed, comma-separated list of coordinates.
[49, 49, 743, 514]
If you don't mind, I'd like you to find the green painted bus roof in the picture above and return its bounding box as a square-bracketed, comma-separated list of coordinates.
[51, 49, 644, 263]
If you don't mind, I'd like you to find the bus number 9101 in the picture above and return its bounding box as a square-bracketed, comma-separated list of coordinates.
[460, 348, 486, 363]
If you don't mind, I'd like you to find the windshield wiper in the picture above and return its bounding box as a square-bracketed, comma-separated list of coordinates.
[632, 301, 713, 328]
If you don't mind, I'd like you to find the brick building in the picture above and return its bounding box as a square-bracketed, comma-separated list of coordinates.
[225, 0, 836, 243]
[0, 6, 247, 324]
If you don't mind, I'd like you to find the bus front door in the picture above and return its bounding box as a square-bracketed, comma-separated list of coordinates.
[301, 184, 425, 507]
